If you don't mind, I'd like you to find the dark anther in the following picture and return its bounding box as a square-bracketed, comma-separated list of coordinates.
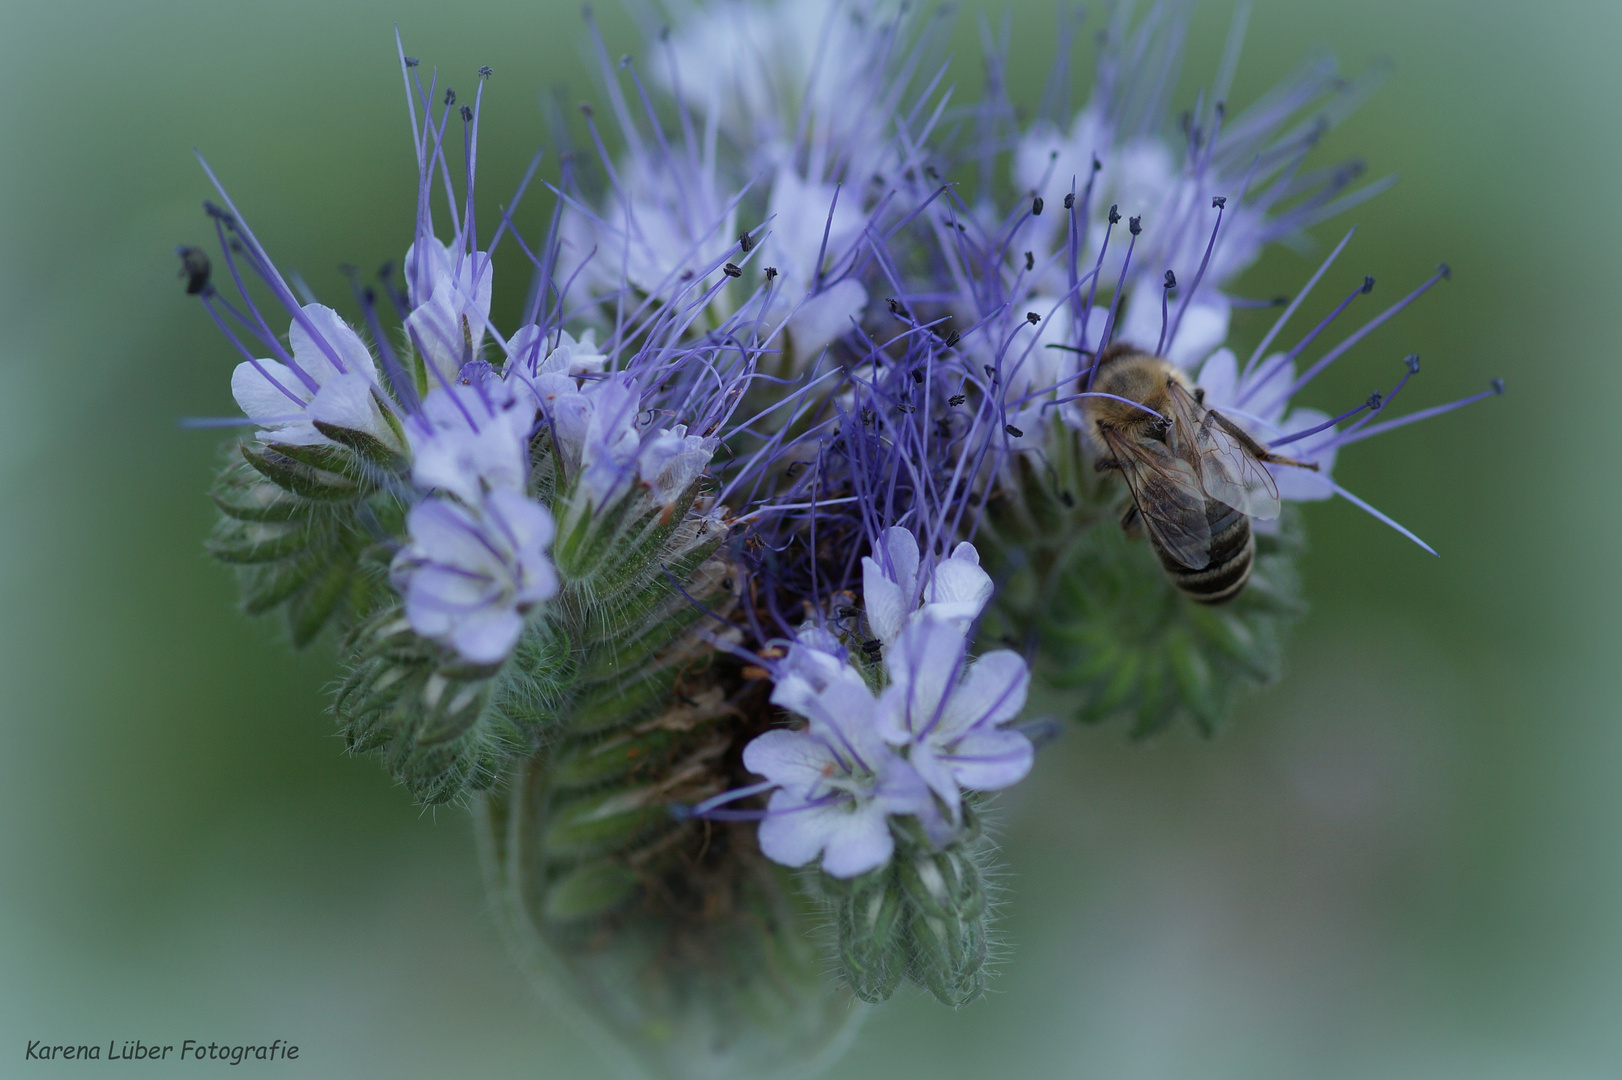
[983, 364, 997, 380]
[618, 54, 632, 69]
[1215, 101, 1226, 118]
[1180, 110, 1193, 136]
[896, 402, 914, 413]
[886, 297, 909, 317]
[403, 56, 420, 68]
[764, 266, 778, 281]
[738, 230, 755, 253]
[1026, 311, 1040, 325]
[1271, 295, 1288, 306]
[1438, 263, 1452, 279]
[948, 394, 966, 406]
[1164, 270, 1177, 289]
[1031, 195, 1044, 216]
[861, 639, 883, 657]
[1064, 192, 1075, 210]
[1367, 390, 1384, 411]
[460, 104, 473, 123]
[912, 369, 924, 384]
[1491, 378, 1506, 394]
[660, 24, 670, 41]
[478, 65, 494, 79]
[723, 263, 742, 278]
[722, 578, 734, 591]
[1129, 215, 1142, 235]
[1091, 155, 1102, 172]
[935, 418, 953, 439]
[578, 101, 594, 117]
[1025, 251, 1034, 271]
[925, 165, 940, 180]
[1361, 275, 1375, 294]
[175, 246, 211, 295]
[944, 330, 960, 348]
[1060, 490, 1075, 507]
[1212, 195, 1227, 209]
[861, 408, 876, 426]
[444, 88, 457, 106]
[362, 287, 377, 304]
[1108, 204, 1120, 224]
[679, 269, 695, 280]
[1004, 424, 1025, 438]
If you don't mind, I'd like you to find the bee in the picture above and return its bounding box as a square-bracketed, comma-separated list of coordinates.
[1079, 343, 1318, 604]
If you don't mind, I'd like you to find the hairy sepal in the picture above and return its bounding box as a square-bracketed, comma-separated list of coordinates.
[209, 448, 407, 646]
[820, 809, 998, 1008]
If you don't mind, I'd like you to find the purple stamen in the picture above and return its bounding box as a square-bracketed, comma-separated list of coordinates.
[1323, 381, 1503, 450]
[1274, 264, 1451, 407]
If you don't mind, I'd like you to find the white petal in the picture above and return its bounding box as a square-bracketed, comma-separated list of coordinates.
[1165, 297, 1231, 370]
[743, 728, 835, 791]
[290, 304, 376, 384]
[1193, 348, 1240, 407]
[485, 489, 557, 552]
[756, 791, 833, 869]
[450, 609, 525, 665]
[905, 742, 963, 819]
[1271, 408, 1338, 501]
[231, 359, 310, 419]
[816, 799, 897, 879]
[943, 726, 1034, 793]
[926, 552, 993, 618]
[936, 649, 1030, 741]
[860, 556, 908, 646]
[786, 279, 867, 361]
[307, 371, 391, 444]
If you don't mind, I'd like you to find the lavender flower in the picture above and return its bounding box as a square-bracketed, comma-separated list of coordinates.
[390, 489, 559, 665]
[405, 237, 495, 384]
[229, 303, 401, 451]
[876, 610, 1033, 820]
[746, 657, 937, 878]
[861, 526, 994, 645]
[407, 370, 538, 507]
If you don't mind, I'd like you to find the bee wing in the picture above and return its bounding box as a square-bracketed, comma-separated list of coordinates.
[1101, 427, 1213, 570]
[1166, 382, 1282, 522]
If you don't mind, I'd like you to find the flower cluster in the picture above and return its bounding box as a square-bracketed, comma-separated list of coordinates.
[183, 2, 1497, 1074]
[727, 528, 1030, 878]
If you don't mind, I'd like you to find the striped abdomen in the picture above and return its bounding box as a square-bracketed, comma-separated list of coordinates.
[1151, 500, 1254, 604]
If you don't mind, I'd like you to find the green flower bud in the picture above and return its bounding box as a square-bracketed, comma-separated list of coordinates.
[978, 435, 1305, 737]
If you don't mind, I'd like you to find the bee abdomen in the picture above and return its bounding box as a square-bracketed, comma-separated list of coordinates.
[1157, 502, 1254, 605]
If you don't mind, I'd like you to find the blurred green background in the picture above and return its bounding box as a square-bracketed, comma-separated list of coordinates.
[1, 0, 1616, 1076]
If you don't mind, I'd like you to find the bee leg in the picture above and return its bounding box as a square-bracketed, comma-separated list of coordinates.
[1209, 409, 1322, 471]
[1120, 503, 1144, 537]
[1260, 451, 1320, 472]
